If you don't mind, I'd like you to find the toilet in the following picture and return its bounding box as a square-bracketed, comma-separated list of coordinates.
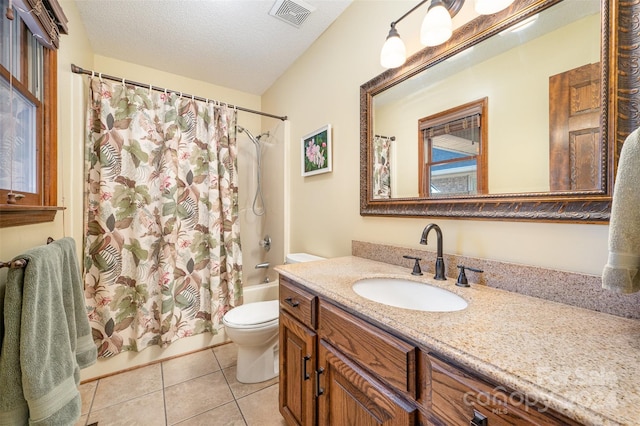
[222, 252, 325, 383]
[284, 253, 325, 264]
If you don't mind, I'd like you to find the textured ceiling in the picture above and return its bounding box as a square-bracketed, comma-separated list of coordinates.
[75, 0, 352, 95]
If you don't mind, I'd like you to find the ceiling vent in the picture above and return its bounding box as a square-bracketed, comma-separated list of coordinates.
[269, 0, 316, 28]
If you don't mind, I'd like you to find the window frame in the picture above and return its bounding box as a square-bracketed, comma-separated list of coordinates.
[418, 98, 488, 198]
[0, 1, 65, 228]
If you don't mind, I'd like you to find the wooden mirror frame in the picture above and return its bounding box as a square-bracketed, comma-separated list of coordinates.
[360, 0, 639, 223]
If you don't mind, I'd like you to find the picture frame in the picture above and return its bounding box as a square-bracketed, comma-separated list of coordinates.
[301, 124, 332, 177]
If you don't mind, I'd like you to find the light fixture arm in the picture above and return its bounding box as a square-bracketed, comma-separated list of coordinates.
[389, 0, 429, 29]
[380, 0, 513, 68]
[380, 0, 467, 69]
[388, 0, 464, 29]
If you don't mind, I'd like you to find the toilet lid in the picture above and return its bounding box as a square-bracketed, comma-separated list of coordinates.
[224, 300, 279, 326]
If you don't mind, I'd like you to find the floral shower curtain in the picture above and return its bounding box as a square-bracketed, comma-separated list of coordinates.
[83, 78, 243, 357]
[373, 135, 391, 199]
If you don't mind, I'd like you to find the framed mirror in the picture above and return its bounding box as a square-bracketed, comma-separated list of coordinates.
[360, 0, 640, 222]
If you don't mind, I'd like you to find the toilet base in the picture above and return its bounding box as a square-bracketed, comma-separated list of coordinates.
[235, 337, 279, 384]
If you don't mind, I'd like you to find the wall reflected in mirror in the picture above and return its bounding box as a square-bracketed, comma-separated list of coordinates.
[372, 0, 600, 199]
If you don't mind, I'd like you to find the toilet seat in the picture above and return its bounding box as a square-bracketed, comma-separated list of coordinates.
[223, 300, 279, 329]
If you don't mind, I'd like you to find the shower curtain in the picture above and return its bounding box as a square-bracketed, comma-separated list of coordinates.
[83, 78, 243, 357]
[373, 135, 391, 199]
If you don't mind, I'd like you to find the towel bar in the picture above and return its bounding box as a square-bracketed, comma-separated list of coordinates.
[0, 237, 55, 269]
[0, 259, 28, 269]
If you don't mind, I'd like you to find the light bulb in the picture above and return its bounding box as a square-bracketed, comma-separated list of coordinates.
[380, 27, 406, 68]
[474, 0, 515, 15]
[420, 3, 452, 47]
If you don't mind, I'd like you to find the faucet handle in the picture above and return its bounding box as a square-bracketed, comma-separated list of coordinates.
[456, 265, 484, 287]
[403, 255, 423, 276]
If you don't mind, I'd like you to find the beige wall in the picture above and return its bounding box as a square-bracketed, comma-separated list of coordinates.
[262, 0, 609, 276]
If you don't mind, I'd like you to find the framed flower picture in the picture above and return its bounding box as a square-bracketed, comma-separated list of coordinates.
[301, 124, 332, 177]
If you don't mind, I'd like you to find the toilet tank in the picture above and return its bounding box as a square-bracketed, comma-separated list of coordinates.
[285, 253, 325, 264]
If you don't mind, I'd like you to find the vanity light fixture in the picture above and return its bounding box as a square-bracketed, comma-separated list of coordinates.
[380, 0, 515, 68]
[421, 0, 453, 47]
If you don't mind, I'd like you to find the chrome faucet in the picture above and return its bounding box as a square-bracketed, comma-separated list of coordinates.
[255, 262, 270, 269]
[419, 223, 446, 280]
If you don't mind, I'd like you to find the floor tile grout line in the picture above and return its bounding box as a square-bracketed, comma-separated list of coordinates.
[165, 369, 237, 425]
[84, 380, 98, 425]
[86, 387, 165, 415]
[161, 361, 169, 426]
[234, 399, 250, 426]
[81, 343, 286, 425]
[216, 362, 250, 425]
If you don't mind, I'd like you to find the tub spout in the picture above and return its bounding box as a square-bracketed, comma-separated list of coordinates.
[255, 262, 270, 269]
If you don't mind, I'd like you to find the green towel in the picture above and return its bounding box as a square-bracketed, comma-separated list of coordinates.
[0, 238, 97, 425]
[603, 127, 640, 293]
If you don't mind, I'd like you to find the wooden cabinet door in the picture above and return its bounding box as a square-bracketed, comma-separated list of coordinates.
[317, 340, 416, 426]
[280, 310, 317, 426]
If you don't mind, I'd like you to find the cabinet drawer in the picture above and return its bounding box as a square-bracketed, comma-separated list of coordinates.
[318, 300, 417, 398]
[279, 277, 317, 329]
[429, 355, 580, 425]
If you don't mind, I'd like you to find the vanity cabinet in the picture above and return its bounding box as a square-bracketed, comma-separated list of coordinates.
[279, 278, 317, 425]
[279, 277, 422, 425]
[428, 355, 581, 426]
[279, 276, 579, 426]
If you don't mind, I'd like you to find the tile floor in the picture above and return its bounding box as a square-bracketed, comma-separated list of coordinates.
[76, 343, 286, 426]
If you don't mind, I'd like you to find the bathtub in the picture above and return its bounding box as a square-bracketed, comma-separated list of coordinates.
[242, 281, 279, 304]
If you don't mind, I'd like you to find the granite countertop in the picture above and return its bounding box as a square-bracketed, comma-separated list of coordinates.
[274, 256, 640, 426]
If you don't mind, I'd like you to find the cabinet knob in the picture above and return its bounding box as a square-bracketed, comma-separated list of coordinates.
[470, 410, 488, 426]
[284, 297, 300, 308]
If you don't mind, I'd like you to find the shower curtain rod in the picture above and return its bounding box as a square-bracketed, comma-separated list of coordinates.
[70, 64, 288, 121]
[375, 134, 396, 141]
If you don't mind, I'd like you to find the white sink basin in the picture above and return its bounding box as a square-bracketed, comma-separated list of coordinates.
[352, 278, 468, 312]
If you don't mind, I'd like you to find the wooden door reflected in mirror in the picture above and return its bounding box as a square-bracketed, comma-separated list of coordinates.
[549, 62, 601, 191]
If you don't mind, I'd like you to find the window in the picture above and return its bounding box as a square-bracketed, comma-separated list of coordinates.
[0, 0, 67, 227]
[418, 98, 488, 197]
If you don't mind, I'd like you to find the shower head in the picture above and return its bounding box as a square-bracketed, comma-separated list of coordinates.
[237, 125, 259, 147]
[237, 125, 270, 145]
[256, 131, 270, 141]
